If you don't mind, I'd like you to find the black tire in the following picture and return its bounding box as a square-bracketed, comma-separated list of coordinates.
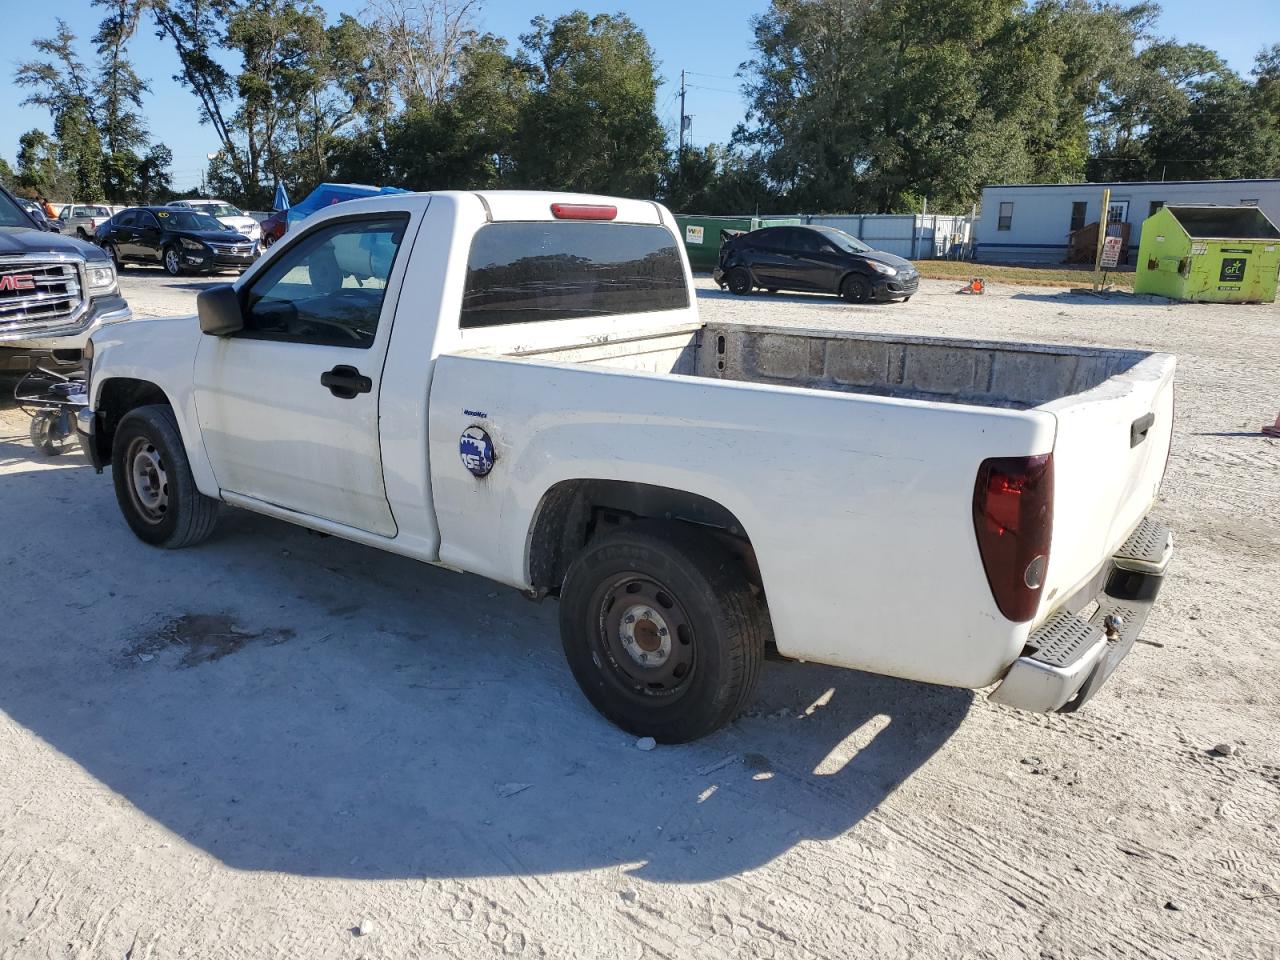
[767, 288, 778, 294]
[559, 523, 768, 743]
[901, 295, 912, 302]
[111, 404, 219, 548]
[262, 234, 275, 249]
[162, 246, 183, 276]
[29, 411, 68, 456]
[76, 228, 89, 240]
[841, 275, 870, 303]
[107, 243, 125, 270]
[726, 267, 753, 296]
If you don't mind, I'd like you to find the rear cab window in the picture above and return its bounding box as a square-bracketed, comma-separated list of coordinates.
[460, 221, 688, 328]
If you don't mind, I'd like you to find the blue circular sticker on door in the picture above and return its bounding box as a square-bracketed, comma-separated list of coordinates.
[459, 426, 495, 477]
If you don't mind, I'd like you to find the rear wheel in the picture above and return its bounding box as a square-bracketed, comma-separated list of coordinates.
[726, 268, 753, 296]
[107, 243, 124, 270]
[111, 404, 219, 548]
[559, 523, 768, 743]
[841, 275, 869, 303]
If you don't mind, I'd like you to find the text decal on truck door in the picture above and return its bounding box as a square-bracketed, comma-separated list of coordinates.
[460, 426, 495, 477]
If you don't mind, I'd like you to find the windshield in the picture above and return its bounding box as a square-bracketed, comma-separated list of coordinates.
[158, 210, 228, 232]
[0, 191, 36, 228]
[813, 226, 873, 254]
[196, 203, 243, 217]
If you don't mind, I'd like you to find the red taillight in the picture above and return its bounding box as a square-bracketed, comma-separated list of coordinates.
[551, 203, 617, 221]
[973, 453, 1054, 622]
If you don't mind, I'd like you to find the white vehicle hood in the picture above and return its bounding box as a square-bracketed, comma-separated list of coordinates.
[217, 215, 259, 235]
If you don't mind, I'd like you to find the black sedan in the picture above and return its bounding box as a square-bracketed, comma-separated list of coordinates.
[96, 206, 259, 276]
[713, 225, 918, 303]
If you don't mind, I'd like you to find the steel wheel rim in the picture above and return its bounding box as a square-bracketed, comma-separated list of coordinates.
[126, 435, 169, 524]
[590, 573, 696, 702]
[165, 249, 180, 273]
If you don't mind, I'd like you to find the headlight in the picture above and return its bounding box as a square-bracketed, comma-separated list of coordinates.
[867, 261, 898, 276]
[181, 237, 207, 251]
[85, 262, 118, 294]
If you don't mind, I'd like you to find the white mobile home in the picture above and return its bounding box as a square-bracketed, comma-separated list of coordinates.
[974, 179, 1280, 265]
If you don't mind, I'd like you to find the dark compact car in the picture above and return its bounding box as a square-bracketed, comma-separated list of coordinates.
[713, 225, 918, 303]
[96, 206, 259, 276]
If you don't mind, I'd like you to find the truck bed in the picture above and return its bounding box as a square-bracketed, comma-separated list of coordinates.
[492, 322, 1153, 411]
[456, 320, 1174, 676]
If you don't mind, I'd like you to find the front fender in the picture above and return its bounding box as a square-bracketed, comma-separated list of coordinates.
[89, 315, 217, 497]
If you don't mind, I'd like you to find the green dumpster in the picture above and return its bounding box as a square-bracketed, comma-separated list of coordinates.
[673, 214, 802, 271]
[1134, 205, 1280, 303]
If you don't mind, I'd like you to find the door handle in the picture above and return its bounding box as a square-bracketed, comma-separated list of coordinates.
[320, 364, 372, 399]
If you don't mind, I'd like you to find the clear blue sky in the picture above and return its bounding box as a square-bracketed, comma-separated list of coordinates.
[2, 0, 1277, 191]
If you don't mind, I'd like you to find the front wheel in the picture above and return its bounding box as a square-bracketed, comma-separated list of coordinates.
[111, 404, 220, 548]
[559, 523, 768, 743]
[162, 247, 183, 276]
[841, 275, 870, 303]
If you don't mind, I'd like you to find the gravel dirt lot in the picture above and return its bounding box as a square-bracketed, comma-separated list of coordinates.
[1, 266, 1278, 959]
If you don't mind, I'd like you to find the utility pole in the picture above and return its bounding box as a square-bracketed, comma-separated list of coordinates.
[678, 69, 687, 156]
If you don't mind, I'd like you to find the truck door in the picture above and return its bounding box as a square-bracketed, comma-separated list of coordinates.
[193, 212, 413, 537]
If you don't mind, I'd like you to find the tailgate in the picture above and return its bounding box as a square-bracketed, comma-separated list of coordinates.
[1036, 353, 1176, 622]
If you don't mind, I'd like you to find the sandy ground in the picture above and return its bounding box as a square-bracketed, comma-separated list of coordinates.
[1, 266, 1278, 959]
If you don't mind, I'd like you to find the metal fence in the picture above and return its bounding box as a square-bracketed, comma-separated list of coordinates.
[804, 214, 974, 260]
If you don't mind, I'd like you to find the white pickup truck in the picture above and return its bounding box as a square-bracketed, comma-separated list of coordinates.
[78, 191, 1175, 742]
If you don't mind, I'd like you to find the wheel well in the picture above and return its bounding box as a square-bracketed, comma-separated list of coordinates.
[94, 378, 172, 463]
[527, 479, 761, 597]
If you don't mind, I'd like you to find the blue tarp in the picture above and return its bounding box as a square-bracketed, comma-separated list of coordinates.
[286, 183, 409, 224]
[273, 183, 291, 212]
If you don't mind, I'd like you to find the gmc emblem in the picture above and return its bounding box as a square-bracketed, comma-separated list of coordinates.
[0, 274, 37, 292]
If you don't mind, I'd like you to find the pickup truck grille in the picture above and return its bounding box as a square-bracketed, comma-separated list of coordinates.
[0, 261, 84, 336]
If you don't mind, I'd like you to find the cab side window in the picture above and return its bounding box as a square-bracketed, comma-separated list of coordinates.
[240, 215, 408, 348]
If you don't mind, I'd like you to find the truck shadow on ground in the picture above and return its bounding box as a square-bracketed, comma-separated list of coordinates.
[0, 456, 971, 885]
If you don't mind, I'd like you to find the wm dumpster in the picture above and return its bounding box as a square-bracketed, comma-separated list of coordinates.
[1134, 205, 1280, 303]
[674, 214, 802, 271]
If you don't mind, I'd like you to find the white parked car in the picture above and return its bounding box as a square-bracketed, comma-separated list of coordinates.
[77, 191, 1176, 742]
[166, 199, 261, 244]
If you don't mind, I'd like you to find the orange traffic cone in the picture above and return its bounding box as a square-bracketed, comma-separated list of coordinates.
[956, 277, 985, 295]
[1263, 413, 1280, 438]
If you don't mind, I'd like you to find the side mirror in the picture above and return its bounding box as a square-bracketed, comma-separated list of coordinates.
[197, 284, 244, 336]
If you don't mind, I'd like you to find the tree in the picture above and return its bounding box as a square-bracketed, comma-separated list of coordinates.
[15, 20, 106, 200]
[15, 130, 76, 199]
[15, 9, 172, 202]
[512, 12, 665, 196]
[1141, 73, 1279, 180]
[660, 144, 779, 214]
[93, 0, 154, 200]
[360, 0, 480, 106]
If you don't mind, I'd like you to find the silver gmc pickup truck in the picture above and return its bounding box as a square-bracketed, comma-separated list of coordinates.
[0, 185, 131, 378]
